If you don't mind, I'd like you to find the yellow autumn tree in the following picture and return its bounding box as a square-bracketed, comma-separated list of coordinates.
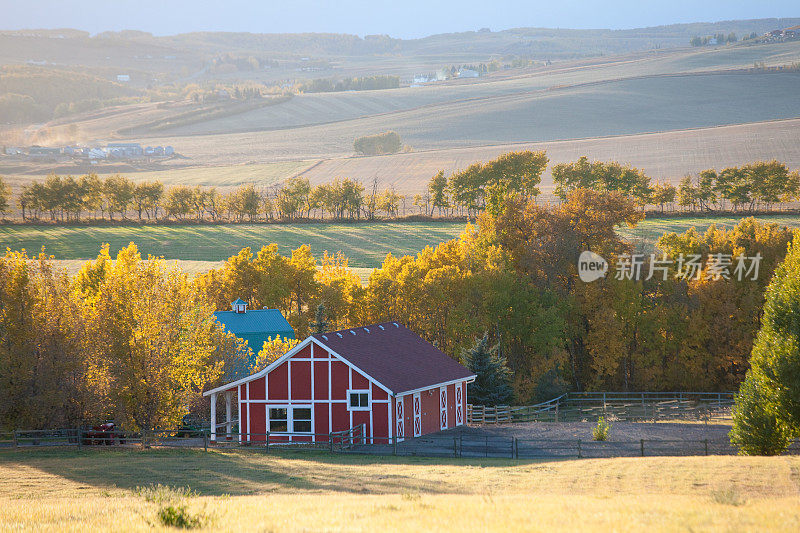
[253, 336, 301, 372]
[78, 243, 246, 431]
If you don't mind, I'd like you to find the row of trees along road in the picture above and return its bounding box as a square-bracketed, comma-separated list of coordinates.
[4, 188, 796, 432]
[3, 154, 798, 222]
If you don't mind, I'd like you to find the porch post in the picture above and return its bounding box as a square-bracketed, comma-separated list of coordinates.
[210, 392, 217, 442]
[225, 391, 233, 440]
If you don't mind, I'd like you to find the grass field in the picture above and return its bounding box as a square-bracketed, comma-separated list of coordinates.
[1, 215, 798, 272]
[0, 222, 468, 268]
[0, 448, 798, 532]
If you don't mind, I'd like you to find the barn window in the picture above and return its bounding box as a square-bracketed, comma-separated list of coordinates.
[269, 408, 287, 432]
[348, 390, 370, 411]
[292, 408, 312, 433]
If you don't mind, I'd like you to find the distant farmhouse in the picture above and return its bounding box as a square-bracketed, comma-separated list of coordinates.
[214, 299, 295, 371]
[107, 142, 144, 158]
[0, 142, 176, 162]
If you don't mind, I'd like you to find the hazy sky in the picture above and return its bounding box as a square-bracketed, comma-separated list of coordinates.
[0, 0, 796, 38]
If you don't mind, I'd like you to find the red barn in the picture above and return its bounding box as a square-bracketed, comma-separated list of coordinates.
[204, 322, 475, 444]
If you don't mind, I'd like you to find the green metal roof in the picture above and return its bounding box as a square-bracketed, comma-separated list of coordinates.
[214, 309, 295, 369]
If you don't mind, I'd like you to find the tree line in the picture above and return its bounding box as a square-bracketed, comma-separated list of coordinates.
[3, 154, 798, 223]
[299, 75, 400, 93]
[3, 188, 796, 433]
[428, 155, 800, 216]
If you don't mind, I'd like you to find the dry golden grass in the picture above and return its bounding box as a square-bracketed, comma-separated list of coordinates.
[0, 448, 798, 532]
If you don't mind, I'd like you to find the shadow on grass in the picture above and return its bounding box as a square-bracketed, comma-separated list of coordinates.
[0, 447, 553, 497]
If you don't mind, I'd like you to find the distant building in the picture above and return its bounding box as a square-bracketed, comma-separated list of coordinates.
[3, 147, 22, 155]
[28, 146, 62, 157]
[458, 69, 480, 78]
[116, 74, 130, 82]
[87, 148, 107, 160]
[164, 146, 174, 156]
[107, 142, 143, 158]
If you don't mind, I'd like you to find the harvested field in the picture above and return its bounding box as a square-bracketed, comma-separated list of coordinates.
[297, 118, 800, 195]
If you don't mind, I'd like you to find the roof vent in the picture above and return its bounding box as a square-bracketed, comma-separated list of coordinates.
[378, 325, 385, 330]
[322, 335, 328, 341]
[336, 332, 343, 338]
[363, 327, 370, 333]
[350, 330, 356, 335]
[393, 322, 399, 327]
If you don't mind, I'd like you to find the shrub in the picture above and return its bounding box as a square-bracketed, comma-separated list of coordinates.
[710, 487, 746, 506]
[592, 417, 611, 441]
[135, 484, 198, 504]
[354, 131, 402, 155]
[158, 504, 205, 529]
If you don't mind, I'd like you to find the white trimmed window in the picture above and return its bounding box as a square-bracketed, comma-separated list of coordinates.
[292, 407, 312, 433]
[269, 408, 288, 432]
[348, 390, 370, 411]
[268, 406, 313, 434]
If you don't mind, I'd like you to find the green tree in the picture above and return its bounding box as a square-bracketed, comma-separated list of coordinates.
[729, 373, 792, 455]
[310, 303, 329, 334]
[162, 185, 195, 221]
[428, 171, 449, 216]
[104, 175, 134, 220]
[731, 232, 800, 454]
[463, 333, 513, 406]
[0, 176, 10, 216]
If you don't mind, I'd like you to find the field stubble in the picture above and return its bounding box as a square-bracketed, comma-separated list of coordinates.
[0, 449, 798, 532]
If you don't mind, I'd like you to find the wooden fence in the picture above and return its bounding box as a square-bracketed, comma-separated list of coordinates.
[467, 392, 735, 425]
[365, 434, 800, 459]
[0, 424, 368, 453]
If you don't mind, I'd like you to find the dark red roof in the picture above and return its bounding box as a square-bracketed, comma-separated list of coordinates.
[313, 322, 475, 395]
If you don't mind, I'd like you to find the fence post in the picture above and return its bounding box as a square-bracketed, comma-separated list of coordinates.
[513, 437, 518, 459]
[460, 433, 463, 458]
[203, 431, 207, 452]
[12, 430, 18, 448]
[577, 439, 582, 458]
[555, 401, 559, 423]
[454, 437, 458, 458]
[393, 435, 398, 456]
[704, 439, 709, 456]
[640, 439, 644, 457]
[330, 432, 334, 453]
[78, 429, 82, 450]
[265, 431, 270, 453]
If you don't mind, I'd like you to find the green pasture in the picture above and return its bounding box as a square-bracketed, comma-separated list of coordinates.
[1, 215, 797, 271]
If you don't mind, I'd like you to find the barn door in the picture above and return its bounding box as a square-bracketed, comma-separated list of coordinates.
[412, 392, 422, 437]
[455, 382, 464, 426]
[439, 386, 448, 430]
[395, 396, 405, 442]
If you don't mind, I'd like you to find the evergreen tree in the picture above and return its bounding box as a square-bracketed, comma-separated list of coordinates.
[463, 333, 513, 406]
[731, 232, 800, 454]
[310, 302, 328, 334]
